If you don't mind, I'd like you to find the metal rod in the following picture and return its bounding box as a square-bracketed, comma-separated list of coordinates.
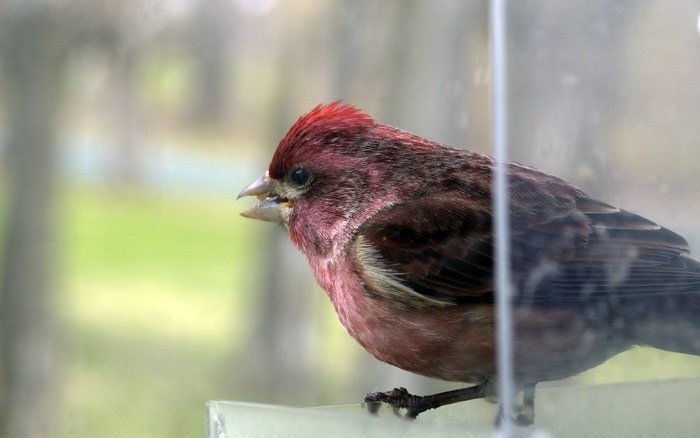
[490, 0, 515, 433]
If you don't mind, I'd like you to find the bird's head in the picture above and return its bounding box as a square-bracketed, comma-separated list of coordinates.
[238, 102, 382, 255]
[238, 102, 461, 257]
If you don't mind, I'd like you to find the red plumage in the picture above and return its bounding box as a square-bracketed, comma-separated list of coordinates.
[239, 102, 700, 424]
[269, 102, 375, 179]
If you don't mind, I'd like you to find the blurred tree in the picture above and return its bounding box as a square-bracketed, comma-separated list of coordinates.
[232, 27, 319, 405]
[329, 0, 380, 101]
[0, 4, 69, 437]
[508, 0, 640, 198]
[111, 1, 145, 185]
[358, 0, 488, 396]
[381, 0, 488, 150]
[329, 0, 437, 397]
[188, 0, 233, 127]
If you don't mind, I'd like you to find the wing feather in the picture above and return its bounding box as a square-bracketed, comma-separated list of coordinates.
[351, 170, 699, 309]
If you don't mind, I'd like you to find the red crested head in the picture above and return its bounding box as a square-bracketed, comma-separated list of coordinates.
[268, 101, 376, 179]
[242, 102, 477, 258]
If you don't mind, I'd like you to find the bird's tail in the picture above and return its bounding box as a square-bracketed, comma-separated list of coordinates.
[630, 255, 700, 356]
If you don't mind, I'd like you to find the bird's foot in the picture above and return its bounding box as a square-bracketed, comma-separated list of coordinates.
[495, 409, 534, 427]
[364, 384, 487, 420]
[512, 402, 535, 426]
[363, 387, 426, 419]
[494, 383, 536, 427]
[514, 412, 534, 427]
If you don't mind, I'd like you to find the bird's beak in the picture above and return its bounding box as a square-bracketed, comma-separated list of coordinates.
[238, 171, 287, 223]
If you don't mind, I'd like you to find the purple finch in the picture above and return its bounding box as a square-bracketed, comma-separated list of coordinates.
[238, 102, 700, 425]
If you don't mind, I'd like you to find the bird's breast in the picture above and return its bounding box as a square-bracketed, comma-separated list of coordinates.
[310, 255, 628, 384]
[314, 257, 497, 381]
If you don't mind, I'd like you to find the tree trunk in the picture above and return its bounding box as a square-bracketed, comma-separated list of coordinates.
[111, 3, 143, 185]
[0, 5, 67, 438]
[189, 0, 231, 127]
[233, 38, 318, 405]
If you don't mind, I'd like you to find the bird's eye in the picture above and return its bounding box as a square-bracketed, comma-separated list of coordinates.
[291, 167, 311, 186]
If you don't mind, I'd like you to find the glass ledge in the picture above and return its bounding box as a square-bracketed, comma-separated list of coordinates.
[206, 378, 700, 438]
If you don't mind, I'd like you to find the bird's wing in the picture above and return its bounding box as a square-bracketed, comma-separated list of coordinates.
[353, 196, 494, 307]
[352, 179, 697, 308]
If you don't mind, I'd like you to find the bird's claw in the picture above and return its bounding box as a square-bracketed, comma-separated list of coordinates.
[495, 406, 535, 427]
[514, 413, 534, 427]
[363, 387, 424, 419]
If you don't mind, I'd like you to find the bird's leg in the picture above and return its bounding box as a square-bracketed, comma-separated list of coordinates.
[495, 383, 537, 427]
[515, 382, 536, 426]
[364, 383, 487, 419]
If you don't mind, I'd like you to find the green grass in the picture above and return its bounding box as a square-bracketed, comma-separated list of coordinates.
[58, 185, 261, 438]
[62, 187, 251, 287]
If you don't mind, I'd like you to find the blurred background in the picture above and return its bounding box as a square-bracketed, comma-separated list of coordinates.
[0, 0, 699, 437]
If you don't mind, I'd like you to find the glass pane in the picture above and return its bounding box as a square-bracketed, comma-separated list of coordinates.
[505, 0, 700, 430]
[6, 1, 695, 436]
[205, 400, 492, 437]
[206, 379, 700, 437]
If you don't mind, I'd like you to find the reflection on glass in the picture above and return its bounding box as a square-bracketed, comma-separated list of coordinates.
[2, 1, 698, 437]
[506, 0, 700, 431]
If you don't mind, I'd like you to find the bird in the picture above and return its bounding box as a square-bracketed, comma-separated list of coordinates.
[238, 101, 700, 425]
